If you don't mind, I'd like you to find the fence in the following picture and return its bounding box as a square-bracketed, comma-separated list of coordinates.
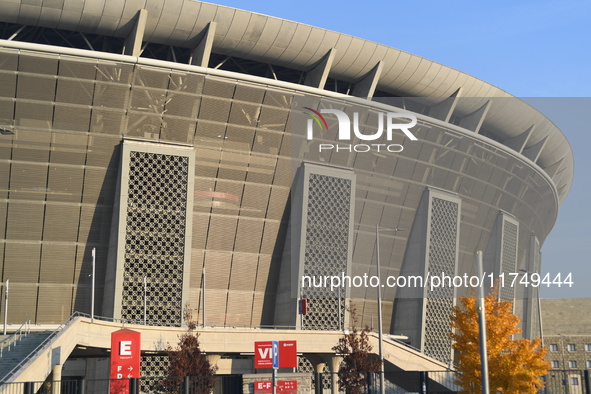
[0, 375, 242, 394]
[5, 370, 585, 394]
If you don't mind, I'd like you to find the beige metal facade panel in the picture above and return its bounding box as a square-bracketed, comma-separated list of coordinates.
[3, 242, 41, 283]
[36, 285, 73, 323]
[6, 200, 45, 241]
[225, 290, 253, 325]
[43, 203, 81, 242]
[39, 243, 77, 284]
[46, 165, 84, 203]
[228, 253, 258, 292]
[5, 283, 37, 323]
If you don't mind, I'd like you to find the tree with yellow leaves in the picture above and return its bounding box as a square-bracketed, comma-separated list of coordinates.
[449, 286, 549, 393]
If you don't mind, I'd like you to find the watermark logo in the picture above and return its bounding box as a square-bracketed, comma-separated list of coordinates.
[304, 108, 418, 153]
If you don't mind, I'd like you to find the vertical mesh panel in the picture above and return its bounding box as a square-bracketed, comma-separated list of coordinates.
[501, 220, 518, 302]
[121, 151, 189, 326]
[141, 354, 170, 377]
[302, 174, 350, 330]
[423, 197, 458, 365]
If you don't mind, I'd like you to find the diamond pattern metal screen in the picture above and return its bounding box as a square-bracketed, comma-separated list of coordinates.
[302, 173, 350, 330]
[298, 356, 331, 390]
[121, 151, 189, 326]
[423, 197, 458, 365]
[141, 354, 169, 377]
[500, 220, 518, 302]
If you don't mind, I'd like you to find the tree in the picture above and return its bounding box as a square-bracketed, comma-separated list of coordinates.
[332, 307, 382, 394]
[449, 286, 549, 393]
[165, 309, 217, 393]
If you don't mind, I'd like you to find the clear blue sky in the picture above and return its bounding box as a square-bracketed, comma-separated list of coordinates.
[209, 0, 591, 298]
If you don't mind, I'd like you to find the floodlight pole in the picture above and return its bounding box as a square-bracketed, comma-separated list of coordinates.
[3, 279, 8, 335]
[91, 248, 95, 323]
[375, 225, 385, 394]
[475, 251, 490, 394]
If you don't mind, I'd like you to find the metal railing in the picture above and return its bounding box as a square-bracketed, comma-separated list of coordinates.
[0, 319, 31, 358]
[0, 313, 84, 384]
[0, 375, 240, 394]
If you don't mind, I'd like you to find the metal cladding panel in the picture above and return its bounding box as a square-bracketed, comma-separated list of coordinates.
[6, 201, 45, 240]
[54, 104, 92, 132]
[46, 165, 84, 203]
[17, 74, 56, 102]
[15, 100, 53, 129]
[226, 290, 253, 326]
[0, 161, 9, 200]
[5, 283, 37, 323]
[204, 250, 232, 290]
[191, 212, 208, 249]
[49, 132, 88, 166]
[11, 129, 51, 163]
[9, 161, 48, 201]
[204, 288, 228, 326]
[240, 183, 271, 218]
[228, 253, 258, 292]
[3, 242, 41, 283]
[206, 215, 238, 251]
[43, 203, 80, 242]
[39, 243, 77, 284]
[234, 218, 264, 254]
[36, 286, 73, 323]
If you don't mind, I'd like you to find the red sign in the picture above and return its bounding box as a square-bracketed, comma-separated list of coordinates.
[255, 341, 273, 369]
[254, 341, 297, 369]
[254, 381, 298, 394]
[110, 329, 141, 394]
[278, 341, 297, 368]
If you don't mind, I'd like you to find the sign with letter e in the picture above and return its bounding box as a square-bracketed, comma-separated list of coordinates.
[110, 329, 141, 394]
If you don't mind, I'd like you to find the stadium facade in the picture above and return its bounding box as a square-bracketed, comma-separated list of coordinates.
[0, 0, 573, 375]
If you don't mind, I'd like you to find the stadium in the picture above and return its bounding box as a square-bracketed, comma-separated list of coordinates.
[0, 0, 573, 390]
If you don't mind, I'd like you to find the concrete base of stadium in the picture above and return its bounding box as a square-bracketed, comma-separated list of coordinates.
[5, 316, 449, 385]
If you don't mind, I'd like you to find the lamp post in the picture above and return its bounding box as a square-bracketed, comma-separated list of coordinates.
[475, 251, 490, 394]
[3, 279, 8, 335]
[91, 248, 95, 323]
[375, 226, 406, 394]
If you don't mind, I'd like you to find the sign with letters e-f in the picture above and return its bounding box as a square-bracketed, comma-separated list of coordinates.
[254, 380, 298, 394]
[254, 341, 297, 369]
[110, 329, 141, 394]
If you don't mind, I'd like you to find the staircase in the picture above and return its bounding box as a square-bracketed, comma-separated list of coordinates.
[0, 332, 51, 381]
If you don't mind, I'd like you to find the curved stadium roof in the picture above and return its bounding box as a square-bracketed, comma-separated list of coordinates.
[0, 0, 573, 202]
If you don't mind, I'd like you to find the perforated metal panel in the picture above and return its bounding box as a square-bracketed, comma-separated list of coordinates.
[120, 150, 190, 326]
[500, 219, 518, 302]
[301, 173, 350, 330]
[141, 354, 169, 377]
[423, 197, 458, 365]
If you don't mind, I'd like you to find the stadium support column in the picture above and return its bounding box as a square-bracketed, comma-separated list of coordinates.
[103, 140, 195, 327]
[351, 61, 383, 99]
[190, 22, 217, 68]
[123, 9, 147, 57]
[392, 187, 461, 365]
[304, 49, 336, 89]
[274, 162, 355, 330]
[428, 88, 462, 123]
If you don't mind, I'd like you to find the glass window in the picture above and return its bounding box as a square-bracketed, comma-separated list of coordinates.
[571, 377, 579, 385]
[586, 360, 591, 368]
[550, 344, 558, 352]
[569, 360, 577, 368]
[552, 360, 560, 368]
[585, 344, 591, 352]
[568, 344, 576, 352]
